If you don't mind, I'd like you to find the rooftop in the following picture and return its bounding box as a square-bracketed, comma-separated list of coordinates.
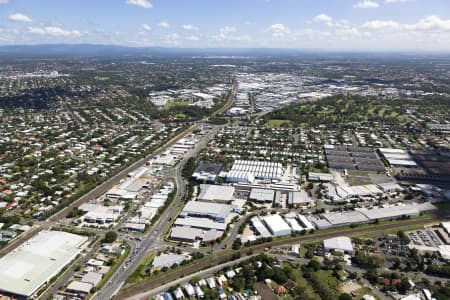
[0, 230, 88, 297]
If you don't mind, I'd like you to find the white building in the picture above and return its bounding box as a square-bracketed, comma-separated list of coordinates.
[0, 230, 88, 298]
[262, 214, 291, 237]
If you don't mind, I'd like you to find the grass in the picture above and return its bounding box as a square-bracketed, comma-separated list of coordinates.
[165, 101, 192, 109]
[316, 270, 339, 290]
[434, 202, 450, 215]
[267, 119, 290, 128]
[126, 252, 156, 285]
[294, 267, 321, 299]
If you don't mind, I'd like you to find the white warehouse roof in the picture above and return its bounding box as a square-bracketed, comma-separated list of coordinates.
[0, 230, 88, 297]
[262, 214, 291, 237]
[198, 184, 235, 202]
[324, 236, 354, 254]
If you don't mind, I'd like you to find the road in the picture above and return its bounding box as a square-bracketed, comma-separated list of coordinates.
[115, 214, 442, 299]
[125, 254, 258, 300]
[97, 82, 237, 300]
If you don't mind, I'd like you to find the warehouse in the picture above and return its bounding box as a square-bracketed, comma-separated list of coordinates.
[250, 216, 272, 238]
[226, 170, 255, 183]
[0, 230, 88, 298]
[173, 217, 227, 231]
[324, 236, 354, 255]
[198, 184, 235, 203]
[79, 203, 122, 224]
[229, 160, 284, 181]
[191, 163, 223, 182]
[322, 210, 369, 227]
[179, 201, 233, 223]
[308, 172, 334, 182]
[262, 214, 292, 237]
[249, 188, 275, 203]
[357, 205, 420, 221]
[287, 191, 311, 207]
[169, 226, 223, 244]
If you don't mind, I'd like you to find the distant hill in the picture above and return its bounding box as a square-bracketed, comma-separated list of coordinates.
[0, 44, 447, 59]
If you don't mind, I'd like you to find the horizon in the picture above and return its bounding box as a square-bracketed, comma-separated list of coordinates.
[0, 0, 450, 51]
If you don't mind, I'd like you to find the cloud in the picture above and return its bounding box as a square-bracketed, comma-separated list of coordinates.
[9, 13, 32, 23]
[406, 15, 450, 31]
[125, 0, 152, 9]
[363, 16, 450, 32]
[384, 0, 413, 3]
[363, 20, 402, 30]
[219, 26, 236, 35]
[0, 0, 9, 4]
[353, 0, 380, 9]
[158, 21, 170, 28]
[267, 23, 290, 38]
[28, 26, 82, 37]
[314, 14, 333, 25]
[186, 35, 200, 41]
[182, 24, 198, 31]
[141, 24, 151, 32]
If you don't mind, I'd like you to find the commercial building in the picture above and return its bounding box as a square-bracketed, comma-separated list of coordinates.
[192, 163, 223, 182]
[169, 226, 223, 244]
[198, 184, 235, 203]
[79, 203, 122, 224]
[249, 188, 275, 203]
[323, 236, 354, 255]
[179, 201, 233, 223]
[152, 253, 188, 269]
[262, 214, 292, 237]
[228, 160, 284, 181]
[0, 230, 88, 298]
[308, 172, 334, 182]
[287, 191, 311, 207]
[250, 216, 272, 238]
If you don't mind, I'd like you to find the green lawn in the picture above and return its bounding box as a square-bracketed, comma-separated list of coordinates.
[125, 252, 155, 285]
[165, 101, 192, 109]
[267, 119, 290, 128]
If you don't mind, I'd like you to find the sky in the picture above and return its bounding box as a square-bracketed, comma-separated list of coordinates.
[0, 0, 450, 51]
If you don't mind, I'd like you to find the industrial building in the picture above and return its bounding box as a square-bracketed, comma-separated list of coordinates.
[250, 216, 272, 238]
[191, 163, 223, 182]
[152, 253, 189, 269]
[179, 201, 233, 223]
[249, 188, 275, 203]
[79, 203, 122, 224]
[0, 230, 88, 298]
[169, 226, 223, 244]
[228, 160, 284, 181]
[308, 172, 334, 182]
[379, 148, 417, 167]
[323, 236, 354, 255]
[198, 184, 235, 203]
[287, 191, 311, 207]
[262, 214, 292, 237]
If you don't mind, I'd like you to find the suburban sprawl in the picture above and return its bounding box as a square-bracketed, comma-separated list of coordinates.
[0, 51, 449, 300]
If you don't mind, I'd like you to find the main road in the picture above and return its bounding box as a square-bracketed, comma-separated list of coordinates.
[94, 81, 237, 300]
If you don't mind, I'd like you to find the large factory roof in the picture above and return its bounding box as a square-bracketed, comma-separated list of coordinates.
[198, 184, 235, 202]
[0, 230, 87, 297]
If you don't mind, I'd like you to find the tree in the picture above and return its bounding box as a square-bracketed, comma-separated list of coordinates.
[232, 238, 242, 250]
[339, 293, 352, 300]
[398, 277, 412, 293]
[103, 231, 118, 243]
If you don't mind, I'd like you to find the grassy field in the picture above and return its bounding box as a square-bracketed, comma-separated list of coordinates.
[125, 252, 156, 285]
[165, 101, 192, 109]
[266, 119, 290, 128]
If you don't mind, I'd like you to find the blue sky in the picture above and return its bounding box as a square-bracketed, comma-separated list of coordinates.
[1, 0, 450, 51]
